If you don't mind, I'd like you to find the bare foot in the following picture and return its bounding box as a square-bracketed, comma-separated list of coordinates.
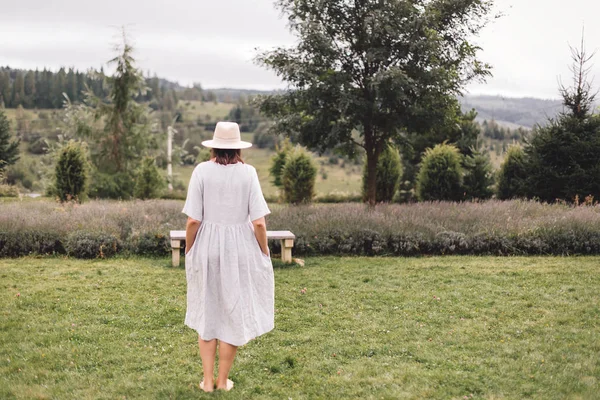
[200, 379, 214, 392]
[216, 379, 234, 391]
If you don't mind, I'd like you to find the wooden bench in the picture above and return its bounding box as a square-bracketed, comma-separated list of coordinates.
[169, 230, 295, 267]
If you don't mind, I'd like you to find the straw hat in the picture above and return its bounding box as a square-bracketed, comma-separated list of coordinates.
[201, 121, 252, 149]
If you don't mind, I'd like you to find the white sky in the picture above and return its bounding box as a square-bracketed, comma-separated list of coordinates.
[1, 0, 599, 99]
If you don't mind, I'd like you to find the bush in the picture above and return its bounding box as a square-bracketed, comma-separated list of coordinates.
[65, 232, 121, 259]
[496, 145, 528, 200]
[89, 171, 135, 199]
[129, 232, 170, 256]
[0, 231, 64, 257]
[362, 144, 402, 202]
[281, 147, 317, 204]
[269, 139, 292, 187]
[0, 184, 18, 197]
[134, 157, 165, 200]
[53, 140, 88, 202]
[253, 122, 279, 149]
[28, 138, 48, 155]
[462, 150, 494, 200]
[416, 143, 463, 201]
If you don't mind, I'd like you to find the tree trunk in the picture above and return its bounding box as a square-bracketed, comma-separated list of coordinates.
[364, 129, 382, 207]
[366, 148, 378, 206]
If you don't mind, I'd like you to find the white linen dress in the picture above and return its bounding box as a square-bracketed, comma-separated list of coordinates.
[182, 160, 274, 346]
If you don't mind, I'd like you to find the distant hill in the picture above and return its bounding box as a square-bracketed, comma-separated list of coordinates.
[459, 95, 565, 128]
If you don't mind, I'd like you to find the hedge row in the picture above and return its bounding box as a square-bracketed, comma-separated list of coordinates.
[2, 226, 600, 259]
[1, 199, 600, 258]
[0, 231, 169, 259]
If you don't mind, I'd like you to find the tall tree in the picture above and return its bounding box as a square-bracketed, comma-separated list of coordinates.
[256, 0, 495, 205]
[64, 29, 155, 198]
[0, 109, 20, 173]
[12, 72, 25, 107]
[24, 70, 36, 108]
[524, 37, 600, 203]
[0, 71, 10, 107]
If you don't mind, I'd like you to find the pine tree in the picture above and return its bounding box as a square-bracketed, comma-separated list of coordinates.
[64, 28, 155, 199]
[0, 71, 11, 107]
[12, 72, 25, 107]
[0, 109, 20, 173]
[523, 37, 600, 202]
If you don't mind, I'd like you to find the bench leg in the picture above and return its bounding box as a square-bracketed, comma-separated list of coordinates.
[171, 239, 181, 267]
[280, 239, 294, 263]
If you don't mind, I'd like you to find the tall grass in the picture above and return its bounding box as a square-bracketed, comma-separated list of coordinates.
[1, 199, 600, 257]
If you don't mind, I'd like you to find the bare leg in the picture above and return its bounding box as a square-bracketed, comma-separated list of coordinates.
[198, 336, 217, 392]
[216, 340, 238, 389]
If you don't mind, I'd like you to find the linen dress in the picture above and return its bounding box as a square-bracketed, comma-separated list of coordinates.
[182, 160, 274, 346]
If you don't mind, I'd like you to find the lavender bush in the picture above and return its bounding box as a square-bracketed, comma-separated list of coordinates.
[1, 199, 599, 257]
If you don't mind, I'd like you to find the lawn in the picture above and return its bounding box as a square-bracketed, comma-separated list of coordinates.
[1, 256, 599, 399]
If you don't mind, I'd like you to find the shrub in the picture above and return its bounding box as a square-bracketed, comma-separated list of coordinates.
[129, 232, 170, 256]
[496, 145, 528, 200]
[134, 157, 165, 200]
[281, 147, 317, 204]
[28, 138, 48, 155]
[416, 143, 463, 201]
[89, 171, 135, 199]
[0, 231, 65, 257]
[362, 144, 402, 203]
[253, 122, 279, 149]
[462, 150, 494, 200]
[0, 184, 18, 197]
[269, 139, 292, 187]
[65, 232, 121, 259]
[53, 140, 88, 203]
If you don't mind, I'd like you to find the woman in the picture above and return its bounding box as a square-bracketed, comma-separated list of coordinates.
[182, 121, 275, 392]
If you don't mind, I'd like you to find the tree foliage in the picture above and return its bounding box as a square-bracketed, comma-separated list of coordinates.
[269, 138, 293, 187]
[496, 145, 528, 200]
[462, 149, 494, 200]
[362, 144, 402, 203]
[281, 147, 317, 204]
[416, 143, 463, 202]
[0, 109, 19, 173]
[53, 140, 88, 203]
[134, 157, 165, 200]
[256, 0, 495, 205]
[523, 38, 600, 203]
[64, 29, 157, 199]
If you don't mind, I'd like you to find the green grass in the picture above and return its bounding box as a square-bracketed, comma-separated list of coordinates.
[178, 101, 236, 122]
[1, 256, 598, 399]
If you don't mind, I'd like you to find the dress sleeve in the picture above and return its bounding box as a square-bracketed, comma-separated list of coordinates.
[182, 167, 203, 221]
[249, 166, 271, 222]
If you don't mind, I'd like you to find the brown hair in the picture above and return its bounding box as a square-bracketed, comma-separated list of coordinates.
[211, 148, 244, 165]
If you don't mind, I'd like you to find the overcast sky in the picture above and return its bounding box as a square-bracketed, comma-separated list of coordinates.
[1, 0, 599, 99]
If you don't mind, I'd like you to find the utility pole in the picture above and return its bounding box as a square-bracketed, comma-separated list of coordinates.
[167, 118, 177, 191]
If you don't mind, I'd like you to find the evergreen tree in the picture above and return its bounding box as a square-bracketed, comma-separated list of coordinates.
[462, 150, 494, 200]
[0, 109, 20, 173]
[416, 143, 463, 202]
[269, 138, 292, 187]
[53, 140, 88, 203]
[24, 71, 36, 108]
[12, 72, 25, 107]
[281, 147, 317, 204]
[496, 145, 528, 200]
[0, 71, 11, 107]
[64, 29, 155, 199]
[523, 38, 600, 202]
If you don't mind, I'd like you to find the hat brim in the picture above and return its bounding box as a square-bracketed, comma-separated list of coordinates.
[201, 140, 253, 149]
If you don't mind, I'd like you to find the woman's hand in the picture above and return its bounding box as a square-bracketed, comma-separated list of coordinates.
[185, 217, 201, 256]
[252, 216, 269, 256]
